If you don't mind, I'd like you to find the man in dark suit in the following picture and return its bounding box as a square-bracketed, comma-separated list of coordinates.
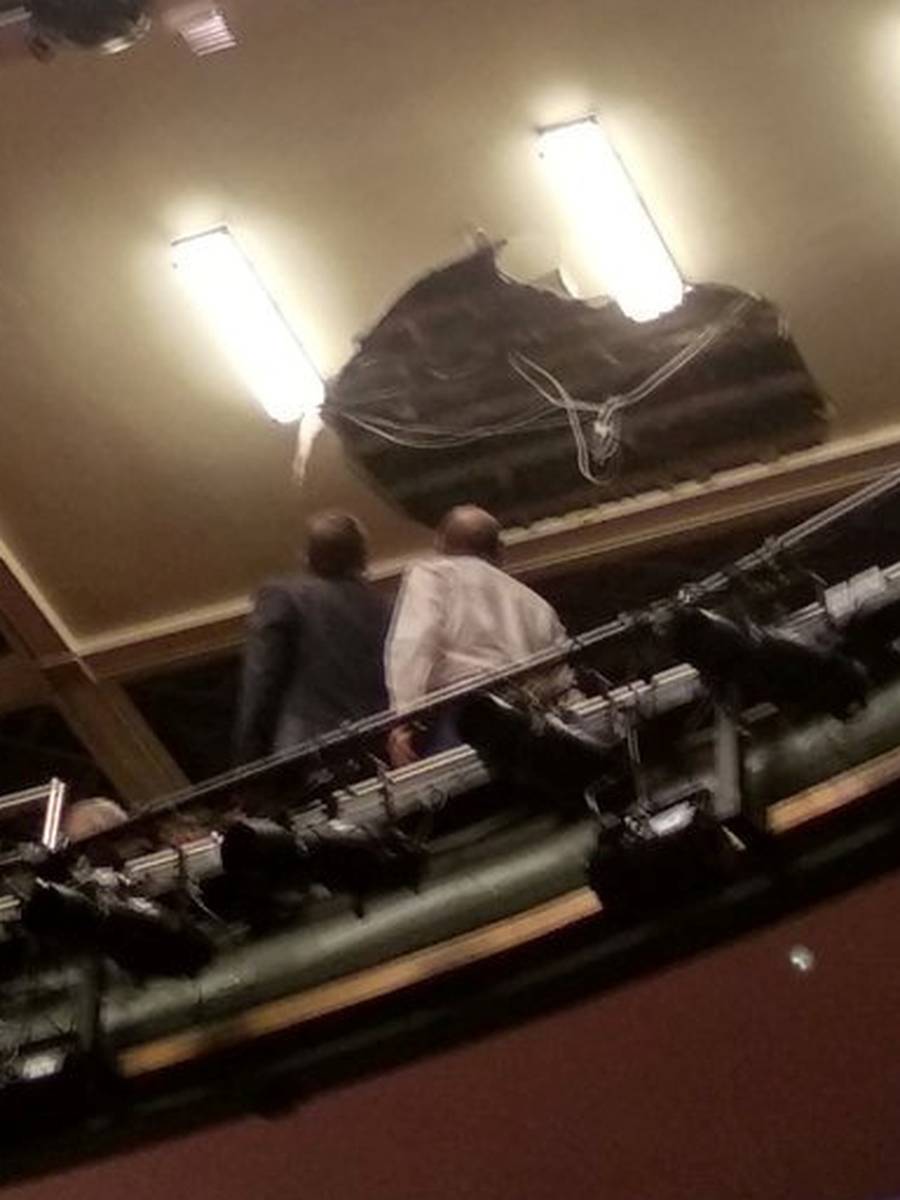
[235, 512, 390, 764]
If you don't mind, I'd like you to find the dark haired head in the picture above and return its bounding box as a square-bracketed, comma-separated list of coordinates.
[437, 505, 502, 564]
[306, 512, 368, 579]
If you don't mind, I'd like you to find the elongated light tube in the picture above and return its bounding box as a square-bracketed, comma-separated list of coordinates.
[172, 227, 324, 424]
[538, 117, 684, 322]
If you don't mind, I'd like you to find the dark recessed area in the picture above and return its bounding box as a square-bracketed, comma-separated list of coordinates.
[0, 706, 112, 798]
[126, 656, 242, 783]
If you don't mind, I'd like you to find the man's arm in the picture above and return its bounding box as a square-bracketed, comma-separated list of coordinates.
[524, 596, 579, 705]
[386, 562, 446, 711]
[547, 609, 578, 699]
[234, 585, 297, 764]
[386, 563, 446, 766]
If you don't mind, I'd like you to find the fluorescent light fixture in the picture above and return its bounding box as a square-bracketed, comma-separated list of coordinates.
[538, 116, 684, 322]
[172, 227, 323, 424]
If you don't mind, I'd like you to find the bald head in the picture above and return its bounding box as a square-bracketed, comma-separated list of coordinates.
[306, 511, 368, 579]
[437, 505, 502, 564]
[64, 798, 128, 844]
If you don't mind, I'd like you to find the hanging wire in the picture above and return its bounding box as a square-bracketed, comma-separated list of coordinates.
[509, 294, 755, 484]
[340, 403, 559, 450]
[337, 292, 753, 460]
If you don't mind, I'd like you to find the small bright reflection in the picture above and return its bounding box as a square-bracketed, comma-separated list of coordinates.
[171, 227, 323, 425]
[538, 116, 684, 322]
[19, 1049, 65, 1081]
[178, 9, 236, 56]
[788, 944, 816, 974]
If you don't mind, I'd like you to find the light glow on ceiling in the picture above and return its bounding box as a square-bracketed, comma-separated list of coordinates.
[171, 227, 323, 425]
[538, 116, 684, 322]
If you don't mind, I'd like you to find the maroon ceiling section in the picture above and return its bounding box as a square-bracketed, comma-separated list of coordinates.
[8, 872, 900, 1200]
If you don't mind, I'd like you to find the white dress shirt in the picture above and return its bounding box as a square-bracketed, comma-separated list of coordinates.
[386, 554, 573, 711]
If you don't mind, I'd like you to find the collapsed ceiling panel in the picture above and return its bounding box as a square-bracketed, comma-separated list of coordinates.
[325, 249, 829, 529]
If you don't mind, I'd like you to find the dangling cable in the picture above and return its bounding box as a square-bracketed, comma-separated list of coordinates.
[509, 294, 754, 482]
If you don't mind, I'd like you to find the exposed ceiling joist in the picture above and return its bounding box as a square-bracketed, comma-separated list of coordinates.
[0, 557, 189, 806]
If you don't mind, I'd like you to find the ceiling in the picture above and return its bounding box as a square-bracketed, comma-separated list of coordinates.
[2, 0, 900, 645]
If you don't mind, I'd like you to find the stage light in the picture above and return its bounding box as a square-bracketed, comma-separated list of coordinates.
[587, 797, 738, 915]
[538, 116, 684, 322]
[102, 894, 214, 977]
[457, 692, 630, 811]
[22, 879, 214, 978]
[841, 588, 900, 678]
[220, 816, 425, 918]
[23, 879, 99, 942]
[220, 817, 310, 884]
[307, 820, 427, 917]
[666, 606, 868, 719]
[755, 626, 868, 718]
[171, 227, 324, 424]
[0, 1033, 91, 1134]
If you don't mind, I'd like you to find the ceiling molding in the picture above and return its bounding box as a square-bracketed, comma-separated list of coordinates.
[73, 425, 900, 683]
[501, 424, 900, 577]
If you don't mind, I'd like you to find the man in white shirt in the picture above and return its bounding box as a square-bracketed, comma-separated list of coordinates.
[386, 505, 574, 766]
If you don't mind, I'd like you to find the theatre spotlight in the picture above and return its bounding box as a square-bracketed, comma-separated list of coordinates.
[587, 796, 739, 915]
[0, 1032, 93, 1134]
[840, 589, 900, 679]
[102, 894, 214, 977]
[219, 816, 427, 918]
[756, 625, 868, 718]
[22, 879, 101, 941]
[220, 817, 311, 885]
[305, 820, 429, 917]
[665, 606, 756, 694]
[666, 606, 867, 719]
[457, 692, 630, 810]
[22, 879, 214, 978]
[214, 818, 313, 928]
